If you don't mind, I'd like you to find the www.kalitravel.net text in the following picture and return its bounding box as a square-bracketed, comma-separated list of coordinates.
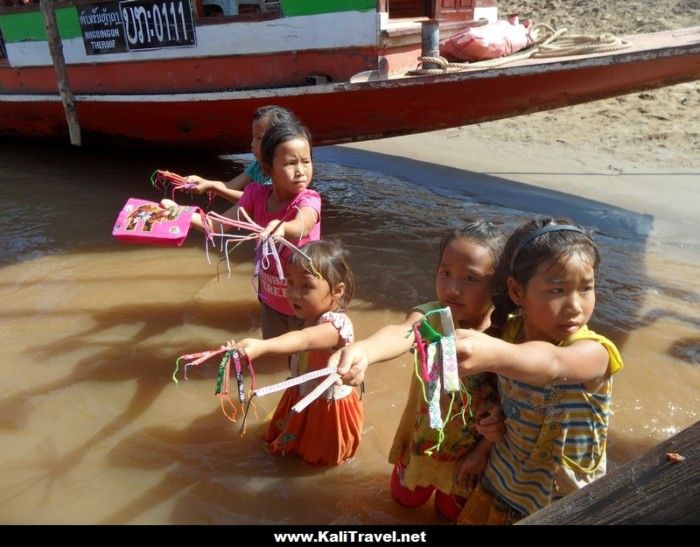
[272, 530, 429, 543]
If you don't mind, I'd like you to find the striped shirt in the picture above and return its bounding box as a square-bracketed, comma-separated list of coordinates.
[482, 316, 623, 516]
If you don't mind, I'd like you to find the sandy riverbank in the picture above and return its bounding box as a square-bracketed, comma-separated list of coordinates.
[472, 0, 700, 167]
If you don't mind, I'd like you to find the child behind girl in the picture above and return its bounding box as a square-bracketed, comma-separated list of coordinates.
[239, 122, 320, 339]
[165, 121, 321, 339]
[183, 105, 300, 202]
[161, 106, 301, 232]
[453, 218, 623, 524]
[329, 221, 506, 520]
[229, 240, 362, 465]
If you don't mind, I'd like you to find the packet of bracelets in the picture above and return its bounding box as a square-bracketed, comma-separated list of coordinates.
[112, 198, 203, 247]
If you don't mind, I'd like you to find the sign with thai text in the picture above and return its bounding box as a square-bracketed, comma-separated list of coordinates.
[78, 0, 196, 55]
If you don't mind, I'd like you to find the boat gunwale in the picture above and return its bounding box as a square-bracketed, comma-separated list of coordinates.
[1, 27, 698, 103]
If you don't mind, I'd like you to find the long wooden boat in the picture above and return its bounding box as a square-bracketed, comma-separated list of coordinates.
[0, 0, 698, 152]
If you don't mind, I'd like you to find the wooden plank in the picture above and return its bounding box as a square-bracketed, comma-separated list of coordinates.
[39, 0, 81, 146]
[518, 421, 700, 525]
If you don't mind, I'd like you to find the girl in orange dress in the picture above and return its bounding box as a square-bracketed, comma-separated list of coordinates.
[230, 240, 362, 465]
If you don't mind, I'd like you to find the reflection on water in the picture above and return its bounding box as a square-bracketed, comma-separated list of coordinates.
[0, 141, 697, 524]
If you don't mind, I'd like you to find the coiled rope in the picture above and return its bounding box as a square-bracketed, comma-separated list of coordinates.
[408, 24, 631, 75]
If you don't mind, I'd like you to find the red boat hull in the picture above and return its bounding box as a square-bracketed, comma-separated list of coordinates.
[1, 28, 699, 153]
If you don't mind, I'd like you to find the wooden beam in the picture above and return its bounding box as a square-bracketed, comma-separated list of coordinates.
[518, 421, 700, 524]
[39, 0, 81, 146]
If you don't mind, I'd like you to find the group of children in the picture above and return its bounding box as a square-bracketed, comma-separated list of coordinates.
[165, 105, 623, 524]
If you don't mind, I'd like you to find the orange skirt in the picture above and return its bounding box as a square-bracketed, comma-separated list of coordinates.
[264, 387, 364, 466]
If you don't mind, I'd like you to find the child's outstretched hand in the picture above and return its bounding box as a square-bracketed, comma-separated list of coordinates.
[454, 328, 500, 375]
[160, 198, 179, 209]
[227, 338, 265, 362]
[328, 343, 370, 387]
[183, 175, 209, 193]
[475, 400, 506, 442]
[263, 219, 286, 239]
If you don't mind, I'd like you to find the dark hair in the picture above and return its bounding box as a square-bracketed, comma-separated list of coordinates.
[260, 122, 312, 171]
[438, 220, 505, 271]
[288, 240, 356, 312]
[491, 217, 600, 329]
[253, 105, 300, 129]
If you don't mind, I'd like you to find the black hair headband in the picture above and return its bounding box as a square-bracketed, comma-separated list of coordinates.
[509, 224, 590, 271]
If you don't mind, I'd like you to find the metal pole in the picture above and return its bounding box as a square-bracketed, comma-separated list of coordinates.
[40, 0, 81, 146]
[421, 19, 440, 70]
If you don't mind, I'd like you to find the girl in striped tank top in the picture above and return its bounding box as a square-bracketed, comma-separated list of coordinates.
[453, 218, 623, 524]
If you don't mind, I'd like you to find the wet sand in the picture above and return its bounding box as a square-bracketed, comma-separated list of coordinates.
[337, 127, 698, 249]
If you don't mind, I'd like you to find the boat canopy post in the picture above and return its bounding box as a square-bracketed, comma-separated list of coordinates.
[39, 0, 81, 146]
[421, 20, 440, 70]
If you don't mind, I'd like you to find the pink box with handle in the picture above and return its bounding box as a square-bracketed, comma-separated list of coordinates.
[112, 198, 200, 247]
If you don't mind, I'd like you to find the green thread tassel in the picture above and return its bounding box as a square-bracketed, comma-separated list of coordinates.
[214, 351, 231, 395]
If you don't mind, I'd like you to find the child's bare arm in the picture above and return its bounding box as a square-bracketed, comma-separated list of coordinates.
[211, 184, 243, 203]
[264, 205, 318, 240]
[184, 173, 247, 203]
[225, 171, 253, 192]
[230, 321, 341, 361]
[455, 329, 609, 387]
[329, 310, 424, 386]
